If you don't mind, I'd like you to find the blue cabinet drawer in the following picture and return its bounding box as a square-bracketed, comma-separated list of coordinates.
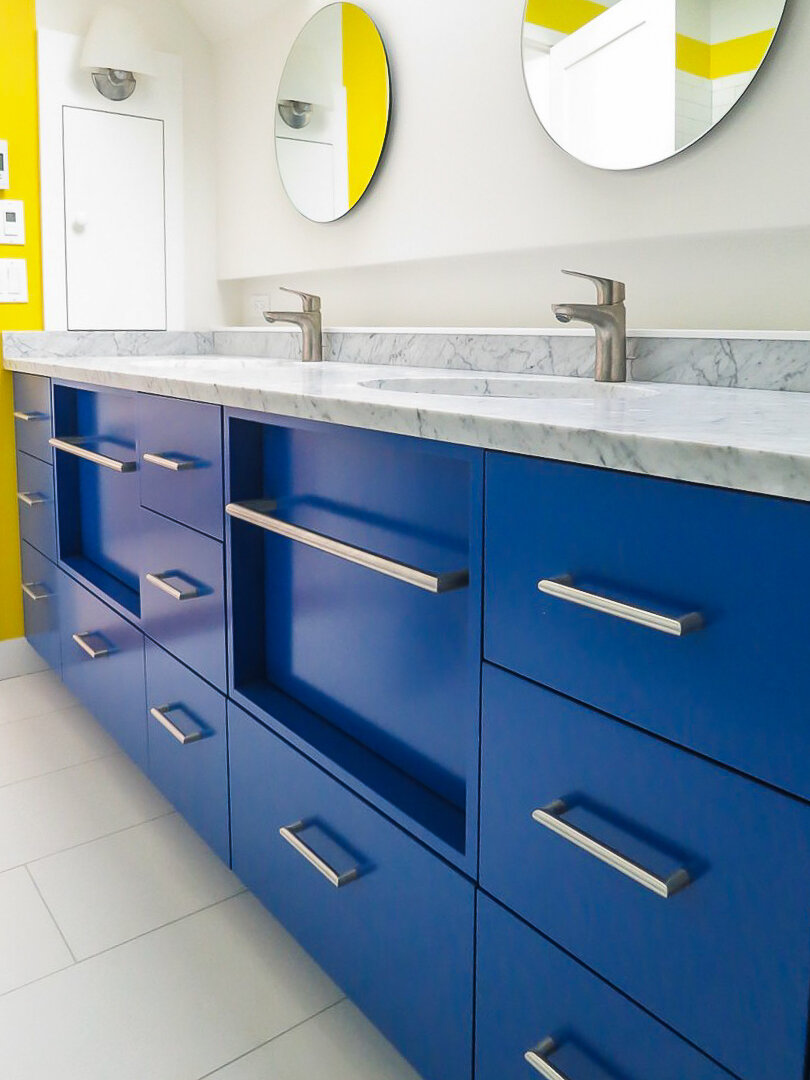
[13, 373, 52, 462]
[21, 542, 61, 673]
[485, 452, 810, 802]
[139, 395, 223, 540]
[229, 701, 475, 1080]
[480, 663, 810, 1080]
[476, 894, 730, 1080]
[58, 570, 147, 769]
[145, 641, 229, 863]
[139, 509, 226, 691]
[16, 451, 56, 561]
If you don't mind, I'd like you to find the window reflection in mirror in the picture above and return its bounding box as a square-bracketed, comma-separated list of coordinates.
[522, 0, 787, 170]
[275, 3, 391, 222]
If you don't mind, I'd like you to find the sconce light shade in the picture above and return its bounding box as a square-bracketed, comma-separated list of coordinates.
[80, 6, 158, 79]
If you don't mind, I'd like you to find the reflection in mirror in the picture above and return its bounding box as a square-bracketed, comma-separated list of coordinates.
[522, 0, 787, 170]
[275, 3, 391, 222]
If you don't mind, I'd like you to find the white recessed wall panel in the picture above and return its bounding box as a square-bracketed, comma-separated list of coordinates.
[63, 109, 167, 330]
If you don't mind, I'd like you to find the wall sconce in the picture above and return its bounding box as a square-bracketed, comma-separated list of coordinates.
[278, 100, 313, 129]
[79, 5, 158, 101]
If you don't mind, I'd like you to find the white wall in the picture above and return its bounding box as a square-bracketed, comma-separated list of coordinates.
[36, 0, 224, 328]
[214, 0, 808, 330]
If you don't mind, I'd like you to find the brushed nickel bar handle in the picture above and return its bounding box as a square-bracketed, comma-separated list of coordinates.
[49, 436, 137, 473]
[145, 572, 201, 602]
[226, 500, 469, 595]
[143, 452, 198, 472]
[17, 491, 48, 507]
[14, 410, 48, 422]
[524, 1038, 570, 1079]
[279, 820, 359, 888]
[72, 632, 110, 660]
[532, 801, 690, 899]
[150, 706, 203, 746]
[538, 575, 703, 637]
[21, 582, 51, 601]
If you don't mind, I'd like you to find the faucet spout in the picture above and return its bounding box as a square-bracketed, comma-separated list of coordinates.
[263, 288, 324, 362]
[551, 273, 628, 383]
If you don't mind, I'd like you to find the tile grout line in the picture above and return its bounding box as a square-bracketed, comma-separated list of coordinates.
[195, 997, 349, 1080]
[23, 863, 78, 965]
[0, 747, 123, 792]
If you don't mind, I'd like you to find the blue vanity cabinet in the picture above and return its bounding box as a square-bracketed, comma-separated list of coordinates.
[52, 382, 143, 619]
[226, 411, 483, 873]
[138, 395, 224, 540]
[139, 509, 227, 692]
[13, 372, 52, 462]
[476, 894, 731, 1080]
[20, 541, 61, 673]
[484, 452, 810, 804]
[15, 450, 57, 561]
[58, 569, 147, 769]
[229, 701, 476, 1080]
[145, 641, 230, 863]
[479, 663, 810, 1080]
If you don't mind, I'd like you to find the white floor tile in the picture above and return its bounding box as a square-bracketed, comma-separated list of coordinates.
[31, 814, 243, 959]
[0, 754, 171, 872]
[0, 705, 118, 787]
[207, 999, 422, 1080]
[0, 893, 343, 1080]
[0, 638, 49, 682]
[0, 867, 74, 995]
[0, 670, 77, 726]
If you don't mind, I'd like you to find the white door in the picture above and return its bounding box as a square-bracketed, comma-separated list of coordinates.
[63, 107, 167, 330]
[276, 137, 336, 223]
[548, 0, 677, 170]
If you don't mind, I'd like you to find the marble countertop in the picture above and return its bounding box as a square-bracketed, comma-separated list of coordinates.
[6, 351, 810, 503]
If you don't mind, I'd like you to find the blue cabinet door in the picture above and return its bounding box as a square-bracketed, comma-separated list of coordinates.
[476, 894, 731, 1080]
[480, 664, 810, 1080]
[145, 640, 230, 863]
[16, 451, 56, 561]
[485, 451, 810, 803]
[21, 542, 61, 673]
[58, 569, 147, 769]
[139, 394, 224, 540]
[229, 701, 475, 1080]
[13, 372, 52, 462]
[139, 509, 227, 691]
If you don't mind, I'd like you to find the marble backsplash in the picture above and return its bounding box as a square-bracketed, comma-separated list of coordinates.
[5, 328, 810, 394]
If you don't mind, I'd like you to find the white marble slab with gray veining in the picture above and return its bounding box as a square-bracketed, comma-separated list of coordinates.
[3, 330, 213, 359]
[5, 348, 810, 504]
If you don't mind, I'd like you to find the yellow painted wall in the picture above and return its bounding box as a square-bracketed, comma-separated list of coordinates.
[0, 0, 43, 641]
[342, 4, 389, 209]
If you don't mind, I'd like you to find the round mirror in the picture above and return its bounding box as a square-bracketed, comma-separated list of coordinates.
[521, 0, 787, 170]
[275, 3, 391, 221]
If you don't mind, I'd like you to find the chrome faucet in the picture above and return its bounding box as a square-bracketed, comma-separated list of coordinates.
[552, 270, 627, 383]
[263, 287, 323, 362]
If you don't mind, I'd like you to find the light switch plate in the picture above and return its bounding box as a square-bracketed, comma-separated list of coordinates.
[1, 200, 24, 244]
[0, 141, 8, 190]
[0, 259, 28, 302]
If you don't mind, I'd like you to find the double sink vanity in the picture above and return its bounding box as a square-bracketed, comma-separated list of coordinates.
[7, 325, 810, 1080]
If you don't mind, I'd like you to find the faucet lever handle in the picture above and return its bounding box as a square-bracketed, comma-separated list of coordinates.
[279, 286, 321, 313]
[562, 270, 625, 305]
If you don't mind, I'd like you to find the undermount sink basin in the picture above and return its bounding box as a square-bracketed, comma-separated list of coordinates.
[360, 376, 659, 400]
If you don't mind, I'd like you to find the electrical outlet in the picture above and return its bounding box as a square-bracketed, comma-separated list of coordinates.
[249, 293, 270, 318]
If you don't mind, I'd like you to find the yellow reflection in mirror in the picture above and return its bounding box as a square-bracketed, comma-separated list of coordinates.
[343, 4, 389, 209]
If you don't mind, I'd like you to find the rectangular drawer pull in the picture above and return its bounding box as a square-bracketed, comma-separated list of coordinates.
[538, 575, 703, 637]
[279, 820, 359, 888]
[143, 451, 199, 472]
[21, 581, 51, 602]
[145, 572, 201, 602]
[525, 1038, 570, 1079]
[72, 632, 111, 660]
[150, 705, 204, 745]
[49, 436, 137, 473]
[17, 491, 48, 507]
[532, 801, 691, 899]
[227, 500, 469, 594]
[14, 410, 48, 422]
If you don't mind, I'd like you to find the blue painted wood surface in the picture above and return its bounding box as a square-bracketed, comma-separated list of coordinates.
[15, 450, 56, 561]
[20, 541, 61, 673]
[12, 372, 52, 462]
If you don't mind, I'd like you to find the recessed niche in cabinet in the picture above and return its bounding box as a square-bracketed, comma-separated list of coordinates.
[52, 383, 142, 617]
[226, 413, 483, 869]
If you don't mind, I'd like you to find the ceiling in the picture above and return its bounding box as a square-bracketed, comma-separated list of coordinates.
[176, 0, 291, 41]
